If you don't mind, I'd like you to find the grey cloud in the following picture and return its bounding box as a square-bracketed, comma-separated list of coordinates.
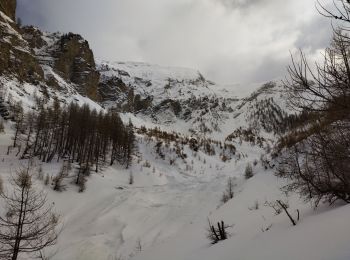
[250, 55, 291, 83]
[295, 15, 332, 51]
[16, 0, 333, 85]
[214, 0, 265, 10]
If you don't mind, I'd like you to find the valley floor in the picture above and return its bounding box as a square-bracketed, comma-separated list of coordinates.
[1, 123, 350, 260]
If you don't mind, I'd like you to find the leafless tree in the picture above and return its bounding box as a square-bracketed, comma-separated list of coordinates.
[265, 200, 299, 226]
[278, 127, 350, 206]
[12, 102, 24, 148]
[316, 0, 350, 24]
[0, 166, 60, 260]
[206, 219, 232, 244]
[129, 171, 134, 185]
[52, 161, 71, 192]
[285, 31, 350, 116]
[221, 177, 235, 203]
[280, 1, 350, 206]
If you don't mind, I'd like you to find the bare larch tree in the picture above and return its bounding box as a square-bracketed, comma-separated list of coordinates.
[0, 166, 60, 260]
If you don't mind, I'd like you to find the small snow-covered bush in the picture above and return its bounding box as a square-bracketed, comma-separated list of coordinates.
[143, 161, 151, 168]
[244, 163, 254, 179]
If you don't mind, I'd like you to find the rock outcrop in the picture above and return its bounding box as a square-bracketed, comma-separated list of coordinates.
[0, 14, 44, 84]
[0, 0, 16, 21]
[53, 33, 100, 100]
[0, 0, 100, 101]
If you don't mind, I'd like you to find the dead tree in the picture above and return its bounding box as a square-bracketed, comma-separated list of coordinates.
[221, 177, 235, 203]
[0, 166, 60, 260]
[265, 200, 299, 226]
[207, 219, 232, 244]
[276, 200, 297, 226]
[52, 161, 70, 191]
[12, 102, 24, 148]
[281, 3, 350, 206]
[316, 0, 350, 24]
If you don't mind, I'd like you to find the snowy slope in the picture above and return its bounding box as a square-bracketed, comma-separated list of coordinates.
[98, 60, 217, 103]
[132, 175, 350, 260]
[0, 35, 349, 260]
[98, 61, 241, 138]
[0, 76, 102, 113]
[98, 60, 291, 142]
[0, 122, 260, 259]
[2, 114, 350, 260]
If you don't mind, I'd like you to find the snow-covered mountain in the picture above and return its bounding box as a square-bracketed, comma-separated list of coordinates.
[98, 60, 292, 141]
[98, 60, 234, 136]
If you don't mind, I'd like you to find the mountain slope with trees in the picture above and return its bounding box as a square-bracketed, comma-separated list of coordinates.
[1, 0, 350, 260]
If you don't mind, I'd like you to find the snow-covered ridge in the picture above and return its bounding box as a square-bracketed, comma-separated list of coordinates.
[99, 60, 207, 83]
[98, 60, 219, 106]
[99, 62, 290, 142]
[97, 60, 282, 139]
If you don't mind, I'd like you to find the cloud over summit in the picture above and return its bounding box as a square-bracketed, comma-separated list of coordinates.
[17, 0, 332, 84]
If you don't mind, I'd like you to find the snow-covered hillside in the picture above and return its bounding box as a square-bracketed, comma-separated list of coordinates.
[98, 60, 292, 142]
[98, 60, 217, 103]
[1, 10, 350, 260]
[2, 108, 350, 260]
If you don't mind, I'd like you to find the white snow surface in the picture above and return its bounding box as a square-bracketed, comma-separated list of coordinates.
[0, 61, 349, 260]
[97, 60, 291, 141]
[1, 118, 350, 260]
[97, 60, 262, 104]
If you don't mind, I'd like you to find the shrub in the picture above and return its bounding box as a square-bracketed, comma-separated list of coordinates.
[206, 220, 232, 244]
[0, 175, 3, 194]
[221, 177, 235, 203]
[244, 163, 254, 179]
[0, 120, 4, 133]
[277, 126, 350, 206]
[44, 174, 50, 186]
[129, 172, 134, 185]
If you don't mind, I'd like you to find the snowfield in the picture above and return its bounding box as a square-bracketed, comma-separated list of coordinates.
[1, 116, 350, 260]
[0, 66, 350, 260]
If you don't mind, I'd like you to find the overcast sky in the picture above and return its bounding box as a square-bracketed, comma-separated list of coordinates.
[17, 0, 333, 84]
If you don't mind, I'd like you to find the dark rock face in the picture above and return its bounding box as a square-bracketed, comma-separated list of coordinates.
[99, 76, 129, 102]
[0, 1, 101, 101]
[53, 33, 100, 100]
[99, 75, 153, 112]
[0, 0, 16, 21]
[134, 94, 152, 112]
[22, 26, 46, 50]
[21, 29, 101, 99]
[154, 99, 182, 116]
[0, 16, 44, 84]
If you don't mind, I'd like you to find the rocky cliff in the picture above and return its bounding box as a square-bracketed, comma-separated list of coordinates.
[53, 33, 100, 100]
[0, 12, 45, 85]
[0, 0, 100, 101]
[0, 0, 16, 21]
